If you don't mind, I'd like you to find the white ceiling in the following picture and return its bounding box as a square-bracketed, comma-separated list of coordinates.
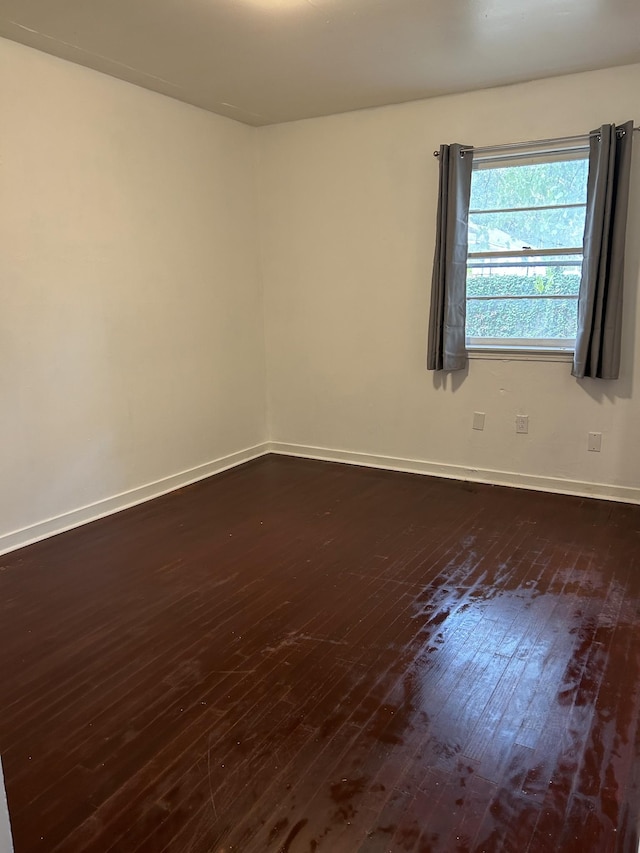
[1, 0, 640, 126]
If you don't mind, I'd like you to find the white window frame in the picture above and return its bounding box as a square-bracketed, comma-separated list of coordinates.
[465, 150, 588, 358]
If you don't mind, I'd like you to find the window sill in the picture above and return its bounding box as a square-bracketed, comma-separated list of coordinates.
[467, 346, 574, 363]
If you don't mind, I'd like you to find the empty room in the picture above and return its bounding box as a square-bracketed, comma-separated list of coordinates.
[1, 1, 640, 851]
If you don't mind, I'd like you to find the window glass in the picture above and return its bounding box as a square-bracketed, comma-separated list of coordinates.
[468, 207, 586, 252]
[469, 158, 589, 210]
[466, 154, 589, 348]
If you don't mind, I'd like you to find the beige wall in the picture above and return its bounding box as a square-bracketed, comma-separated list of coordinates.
[2, 43, 640, 554]
[0, 38, 267, 548]
[259, 64, 640, 500]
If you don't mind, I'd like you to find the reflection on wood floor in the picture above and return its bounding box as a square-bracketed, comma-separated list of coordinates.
[1, 455, 639, 852]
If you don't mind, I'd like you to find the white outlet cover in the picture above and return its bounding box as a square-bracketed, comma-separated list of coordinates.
[588, 432, 602, 452]
[473, 412, 485, 431]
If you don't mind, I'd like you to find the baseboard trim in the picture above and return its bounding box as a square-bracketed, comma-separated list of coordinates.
[0, 443, 270, 557]
[4, 440, 638, 556]
[269, 441, 640, 505]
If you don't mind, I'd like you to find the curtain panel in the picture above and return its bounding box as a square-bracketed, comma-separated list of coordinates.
[573, 121, 634, 380]
[427, 143, 473, 372]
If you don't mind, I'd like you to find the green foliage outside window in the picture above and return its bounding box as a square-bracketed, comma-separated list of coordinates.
[466, 268, 580, 339]
[467, 155, 588, 342]
[467, 267, 581, 298]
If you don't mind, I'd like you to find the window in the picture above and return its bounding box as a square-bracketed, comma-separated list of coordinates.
[466, 152, 589, 351]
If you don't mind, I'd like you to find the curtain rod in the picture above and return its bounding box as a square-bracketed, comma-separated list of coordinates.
[432, 127, 640, 158]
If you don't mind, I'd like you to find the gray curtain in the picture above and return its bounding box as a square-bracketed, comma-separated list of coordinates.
[573, 121, 634, 379]
[427, 143, 473, 371]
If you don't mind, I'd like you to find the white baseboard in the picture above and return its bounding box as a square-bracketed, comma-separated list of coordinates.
[0, 443, 270, 557]
[269, 441, 640, 505]
[3, 439, 638, 557]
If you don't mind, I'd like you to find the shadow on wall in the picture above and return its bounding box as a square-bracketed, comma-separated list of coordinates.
[431, 362, 469, 392]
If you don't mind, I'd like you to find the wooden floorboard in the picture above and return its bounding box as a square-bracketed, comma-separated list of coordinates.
[1, 455, 640, 852]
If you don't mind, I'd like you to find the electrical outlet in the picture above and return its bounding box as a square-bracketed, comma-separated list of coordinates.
[516, 415, 529, 434]
[588, 432, 602, 452]
[473, 412, 485, 431]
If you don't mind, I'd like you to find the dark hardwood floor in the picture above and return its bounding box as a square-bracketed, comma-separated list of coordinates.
[1, 455, 640, 852]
